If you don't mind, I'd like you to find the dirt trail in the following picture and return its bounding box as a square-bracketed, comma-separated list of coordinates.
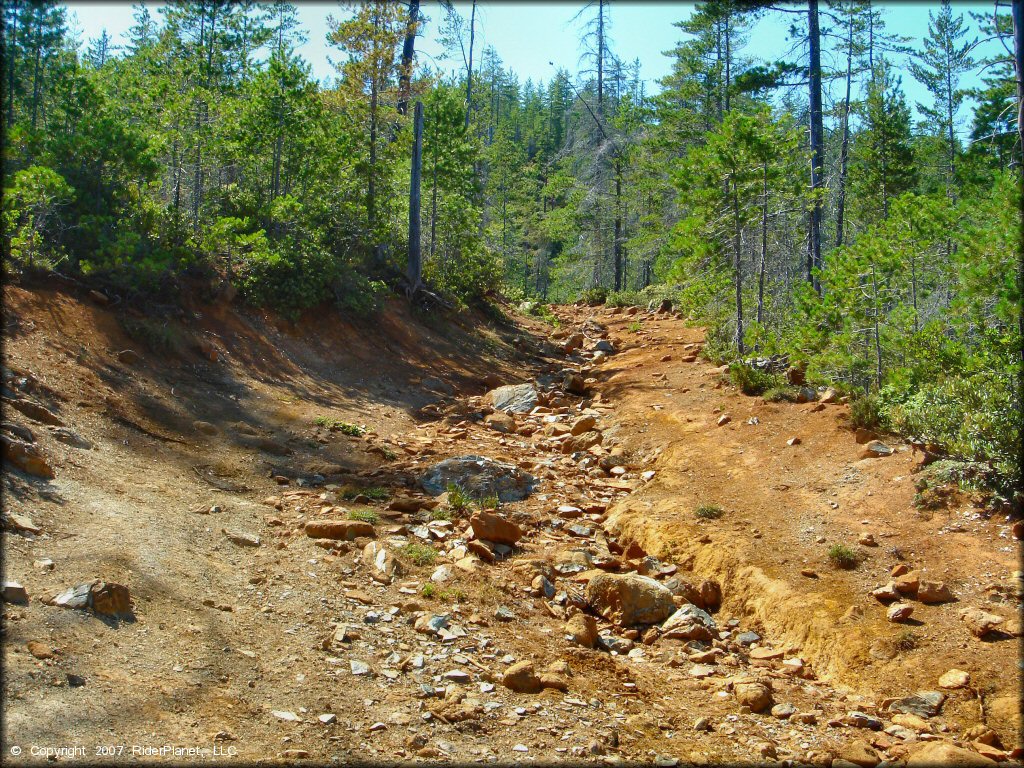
[2, 284, 1020, 765]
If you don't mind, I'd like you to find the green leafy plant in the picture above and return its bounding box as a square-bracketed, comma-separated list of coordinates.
[579, 287, 608, 305]
[695, 504, 724, 520]
[428, 507, 452, 521]
[827, 543, 860, 569]
[420, 583, 436, 598]
[627, 320, 643, 333]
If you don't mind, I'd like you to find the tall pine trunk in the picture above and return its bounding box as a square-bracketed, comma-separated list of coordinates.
[407, 101, 424, 293]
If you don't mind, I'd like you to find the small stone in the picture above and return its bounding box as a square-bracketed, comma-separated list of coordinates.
[787, 437, 801, 446]
[836, 739, 880, 767]
[7, 514, 42, 535]
[272, 710, 301, 722]
[193, 420, 218, 436]
[304, 520, 374, 540]
[27, 640, 55, 659]
[887, 602, 914, 622]
[2, 582, 29, 604]
[960, 607, 1004, 638]
[565, 613, 598, 648]
[858, 533, 877, 547]
[734, 681, 772, 713]
[34, 558, 55, 571]
[494, 605, 516, 622]
[771, 703, 796, 719]
[938, 669, 970, 689]
[318, 713, 337, 724]
[860, 440, 893, 458]
[443, 670, 471, 683]
[716, 414, 731, 427]
[117, 349, 141, 365]
[350, 660, 371, 676]
[693, 717, 712, 732]
[917, 580, 954, 604]
[223, 528, 260, 547]
[502, 661, 542, 694]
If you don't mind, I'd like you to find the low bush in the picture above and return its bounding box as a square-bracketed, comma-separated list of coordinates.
[827, 543, 860, 569]
[728, 361, 780, 396]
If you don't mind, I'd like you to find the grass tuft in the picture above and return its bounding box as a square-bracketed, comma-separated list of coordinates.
[347, 508, 379, 524]
[694, 504, 724, 520]
[401, 543, 438, 567]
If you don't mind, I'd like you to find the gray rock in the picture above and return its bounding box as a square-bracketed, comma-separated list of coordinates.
[350, 660, 371, 676]
[889, 691, 945, 718]
[484, 383, 538, 414]
[593, 340, 616, 354]
[223, 529, 261, 547]
[48, 428, 94, 450]
[736, 631, 761, 646]
[661, 604, 717, 641]
[420, 455, 536, 502]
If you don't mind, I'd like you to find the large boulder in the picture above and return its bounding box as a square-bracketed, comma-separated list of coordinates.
[420, 455, 535, 502]
[905, 742, 997, 766]
[484, 384, 538, 414]
[585, 572, 675, 626]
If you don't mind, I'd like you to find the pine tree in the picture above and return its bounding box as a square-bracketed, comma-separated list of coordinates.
[910, 0, 976, 195]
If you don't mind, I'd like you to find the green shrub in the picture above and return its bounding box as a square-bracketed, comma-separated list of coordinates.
[579, 287, 608, 305]
[420, 583, 436, 598]
[428, 507, 452, 521]
[827, 544, 860, 569]
[347, 508, 379, 524]
[850, 394, 883, 431]
[695, 504, 723, 520]
[315, 417, 365, 436]
[728, 361, 780, 396]
[401, 543, 438, 567]
[627, 320, 643, 333]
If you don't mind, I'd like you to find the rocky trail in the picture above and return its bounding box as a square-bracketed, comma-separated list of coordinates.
[2, 283, 1021, 765]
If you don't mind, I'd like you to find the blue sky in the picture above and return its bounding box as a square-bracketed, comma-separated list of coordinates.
[65, 2, 1005, 137]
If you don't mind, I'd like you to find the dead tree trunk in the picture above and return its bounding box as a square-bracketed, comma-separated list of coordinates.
[397, 0, 419, 116]
[807, 0, 824, 294]
[407, 100, 424, 295]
